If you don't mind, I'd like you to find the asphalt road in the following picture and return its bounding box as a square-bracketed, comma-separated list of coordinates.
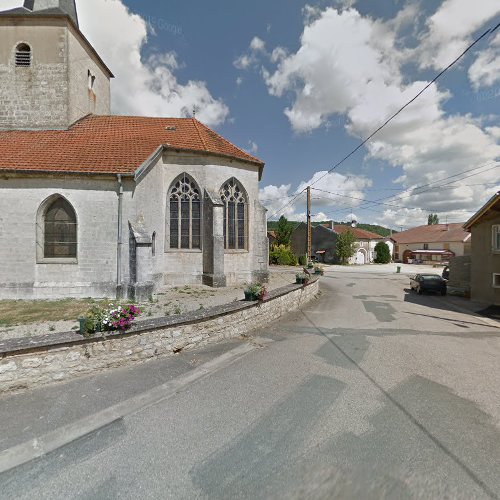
[1, 267, 500, 499]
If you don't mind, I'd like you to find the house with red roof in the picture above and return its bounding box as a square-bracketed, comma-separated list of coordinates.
[0, 1, 268, 300]
[290, 222, 387, 264]
[391, 223, 471, 265]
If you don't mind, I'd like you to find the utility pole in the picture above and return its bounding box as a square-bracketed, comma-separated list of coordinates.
[307, 186, 312, 261]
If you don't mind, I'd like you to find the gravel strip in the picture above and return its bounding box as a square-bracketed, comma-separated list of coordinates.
[0, 267, 300, 341]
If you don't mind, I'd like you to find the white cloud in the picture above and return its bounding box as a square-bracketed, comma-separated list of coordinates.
[247, 140, 258, 154]
[270, 47, 288, 64]
[263, 8, 402, 132]
[259, 5, 500, 224]
[468, 32, 500, 89]
[417, 0, 500, 71]
[234, 54, 254, 70]
[260, 171, 372, 220]
[234, 36, 269, 70]
[250, 36, 266, 52]
[76, 0, 228, 126]
[236, 76, 243, 86]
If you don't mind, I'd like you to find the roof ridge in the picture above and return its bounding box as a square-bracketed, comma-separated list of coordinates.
[191, 118, 208, 151]
[194, 119, 262, 164]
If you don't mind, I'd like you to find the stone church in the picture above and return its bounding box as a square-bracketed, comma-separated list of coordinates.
[0, 0, 269, 300]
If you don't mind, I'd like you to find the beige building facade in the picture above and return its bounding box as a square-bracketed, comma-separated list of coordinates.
[464, 192, 500, 306]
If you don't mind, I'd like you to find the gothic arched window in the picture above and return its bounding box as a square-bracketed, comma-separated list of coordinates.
[168, 174, 201, 250]
[42, 197, 77, 258]
[220, 178, 247, 250]
[15, 43, 32, 67]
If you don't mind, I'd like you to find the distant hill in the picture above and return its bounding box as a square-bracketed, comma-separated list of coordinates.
[267, 220, 397, 238]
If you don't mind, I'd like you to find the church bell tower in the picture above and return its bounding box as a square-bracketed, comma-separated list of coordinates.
[0, 0, 113, 131]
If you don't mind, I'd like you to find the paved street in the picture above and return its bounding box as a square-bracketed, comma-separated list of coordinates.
[1, 266, 500, 499]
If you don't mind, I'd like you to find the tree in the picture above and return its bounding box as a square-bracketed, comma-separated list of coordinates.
[374, 241, 391, 264]
[275, 215, 294, 246]
[336, 230, 356, 265]
[427, 214, 439, 225]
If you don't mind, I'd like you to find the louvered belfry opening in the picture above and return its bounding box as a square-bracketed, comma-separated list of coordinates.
[169, 174, 201, 250]
[15, 43, 31, 67]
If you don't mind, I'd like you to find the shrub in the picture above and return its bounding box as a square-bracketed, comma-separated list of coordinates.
[244, 282, 269, 301]
[298, 255, 307, 266]
[374, 241, 391, 264]
[295, 272, 310, 284]
[269, 244, 298, 266]
[82, 303, 141, 334]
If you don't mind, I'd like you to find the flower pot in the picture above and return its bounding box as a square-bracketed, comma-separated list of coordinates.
[244, 291, 258, 301]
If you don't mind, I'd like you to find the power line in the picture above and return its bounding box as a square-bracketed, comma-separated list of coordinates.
[266, 189, 307, 220]
[348, 163, 500, 213]
[307, 24, 498, 189]
[265, 21, 499, 220]
[324, 161, 499, 215]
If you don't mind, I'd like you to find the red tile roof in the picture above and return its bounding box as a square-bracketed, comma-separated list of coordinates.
[391, 223, 470, 244]
[323, 224, 384, 240]
[0, 115, 264, 176]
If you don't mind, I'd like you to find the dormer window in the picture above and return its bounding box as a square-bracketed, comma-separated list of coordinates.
[15, 43, 32, 67]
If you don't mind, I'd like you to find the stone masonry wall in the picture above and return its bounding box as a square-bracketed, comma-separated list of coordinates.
[448, 255, 471, 296]
[0, 280, 319, 393]
[0, 20, 69, 130]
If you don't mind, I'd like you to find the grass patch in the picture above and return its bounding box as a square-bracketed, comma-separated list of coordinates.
[0, 299, 112, 327]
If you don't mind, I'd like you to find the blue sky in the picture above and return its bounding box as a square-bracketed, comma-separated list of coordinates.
[2, 0, 499, 228]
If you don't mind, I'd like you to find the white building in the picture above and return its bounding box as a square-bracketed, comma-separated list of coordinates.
[0, 0, 269, 300]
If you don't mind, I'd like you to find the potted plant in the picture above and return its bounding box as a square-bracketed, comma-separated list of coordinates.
[296, 272, 309, 284]
[257, 284, 269, 302]
[79, 303, 141, 335]
[314, 265, 324, 276]
[244, 282, 263, 301]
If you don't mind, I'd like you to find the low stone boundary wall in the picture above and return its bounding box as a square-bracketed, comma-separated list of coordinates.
[0, 279, 319, 393]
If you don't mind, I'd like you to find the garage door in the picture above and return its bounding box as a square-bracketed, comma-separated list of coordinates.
[355, 250, 366, 265]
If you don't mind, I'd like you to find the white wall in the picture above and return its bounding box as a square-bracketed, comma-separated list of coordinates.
[130, 152, 265, 286]
[0, 174, 120, 298]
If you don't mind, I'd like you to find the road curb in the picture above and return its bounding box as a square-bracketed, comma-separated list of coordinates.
[0, 337, 273, 475]
[435, 298, 500, 329]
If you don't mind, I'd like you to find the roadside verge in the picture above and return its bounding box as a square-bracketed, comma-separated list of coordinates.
[0, 279, 319, 394]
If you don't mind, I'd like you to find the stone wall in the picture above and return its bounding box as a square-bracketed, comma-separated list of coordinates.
[0, 17, 111, 130]
[447, 255, 471, 296]
[134, 152, 269, 287]
[0, 279, 319, 393]
[0, 20, 69, 130]
[0, 173, 123, 299]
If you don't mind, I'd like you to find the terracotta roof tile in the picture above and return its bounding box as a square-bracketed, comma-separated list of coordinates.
[391, 223, 470, 244]
[0, 115, 264, 175]
[323, 224, 384, 240]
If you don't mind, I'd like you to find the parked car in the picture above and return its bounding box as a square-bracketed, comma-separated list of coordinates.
[442, 266, 449, 280]
[410, 274, 447, 295]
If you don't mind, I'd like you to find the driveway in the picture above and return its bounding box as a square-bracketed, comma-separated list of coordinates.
[1, 265, 499, 499]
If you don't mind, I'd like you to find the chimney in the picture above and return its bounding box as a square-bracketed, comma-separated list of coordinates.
[330, 220, 334, 230]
